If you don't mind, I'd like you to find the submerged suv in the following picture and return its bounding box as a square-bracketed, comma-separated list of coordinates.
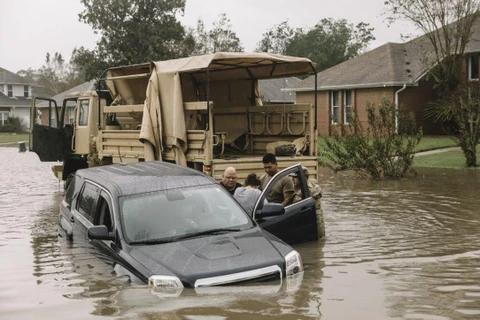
[59, 161, 315, 291]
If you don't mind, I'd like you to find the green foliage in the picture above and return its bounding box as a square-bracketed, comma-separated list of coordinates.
[18, 52, 84, 96]
[285, 18, 375, 71]
[320, 97, 423, 180]
[188, 13, 244, 54]
[255, 20, 294, 54]
[0, 116, 27, 134]
[73, 0, 188, 80]
[426, 86, 480, 166]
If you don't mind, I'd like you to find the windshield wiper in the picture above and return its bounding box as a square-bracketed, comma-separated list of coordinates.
[129, 238, 177, 245]
[174, 227, 244, 240]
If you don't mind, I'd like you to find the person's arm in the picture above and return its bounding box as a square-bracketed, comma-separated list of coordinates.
[281, 178, 295, 206]
[282, 191, 294, 206]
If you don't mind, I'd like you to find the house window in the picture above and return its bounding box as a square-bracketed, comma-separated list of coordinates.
[343, 90, 352, 124]
[469, 54, 479, 80]
[0, 111, 9, 125]
[67, 107, 75, 124]
[7, 85, 13, 97]
[24, 86, 29, 98]
[50, 112, 57, 127]
[331, 91, 339, 124]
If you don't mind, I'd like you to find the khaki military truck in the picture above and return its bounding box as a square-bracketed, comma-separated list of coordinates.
[30, 52, 319, 182]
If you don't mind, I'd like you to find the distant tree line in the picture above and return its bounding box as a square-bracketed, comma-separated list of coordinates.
[16, 0, 375, 95]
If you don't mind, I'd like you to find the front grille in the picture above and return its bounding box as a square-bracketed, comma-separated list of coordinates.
[194, 265, 282, 287]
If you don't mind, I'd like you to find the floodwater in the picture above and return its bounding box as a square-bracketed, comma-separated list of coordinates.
[1, 147, 480, 320]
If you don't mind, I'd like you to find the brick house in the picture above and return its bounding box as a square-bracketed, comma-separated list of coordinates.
[287, 21, 480, 136]
[0, 68, 37, 129]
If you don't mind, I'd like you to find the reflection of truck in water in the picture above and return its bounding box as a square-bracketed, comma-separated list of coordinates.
[29, 52, 319, 181]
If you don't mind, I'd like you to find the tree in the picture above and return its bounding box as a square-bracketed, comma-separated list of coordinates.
[190, 13, 244, 54]
[385, 0, 480, 167]
[255, 20, 294, 54]
[285, 18, 375, 71]
[320, 97, 422, 180]
[73, 0, 188, 80]
[18, 52, 84, 96]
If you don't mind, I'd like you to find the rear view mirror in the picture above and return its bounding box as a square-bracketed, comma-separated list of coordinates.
[88, 225, 114, 241]
[259, 203, 285, 217]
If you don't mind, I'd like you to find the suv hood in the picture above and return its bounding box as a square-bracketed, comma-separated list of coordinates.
[129, 227, 286, 287]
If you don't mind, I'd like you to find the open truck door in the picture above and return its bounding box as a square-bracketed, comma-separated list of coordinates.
[29, 97, 70, 162]
[254, 164, 318, 245]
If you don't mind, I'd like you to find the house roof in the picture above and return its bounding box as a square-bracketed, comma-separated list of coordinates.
[289, 18, 480, 92]
[36, 80, 96, 108]
[0, 67, 38, 107]
[0, 67, 35, 85]
[259, 77, 300, 103]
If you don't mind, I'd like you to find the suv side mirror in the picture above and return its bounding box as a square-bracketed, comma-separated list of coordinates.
[259, 203, 285, 217]
[88, 225, 114, 241]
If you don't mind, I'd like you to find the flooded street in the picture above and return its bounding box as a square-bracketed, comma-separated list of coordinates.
[1, 147, 480, 320]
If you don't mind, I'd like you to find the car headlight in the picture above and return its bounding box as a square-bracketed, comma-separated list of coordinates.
[285, 250, 304, 277]
[148, 275, 184, 297]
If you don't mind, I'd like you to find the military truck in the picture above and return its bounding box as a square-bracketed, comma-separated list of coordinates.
[30, 52, 319, 182]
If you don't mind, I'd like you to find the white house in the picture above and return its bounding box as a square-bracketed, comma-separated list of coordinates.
[0, 67, 37, 129]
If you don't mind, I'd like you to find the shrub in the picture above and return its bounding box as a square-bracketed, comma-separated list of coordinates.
[320, 97, 423, 180]
[0, 116, 27, 133]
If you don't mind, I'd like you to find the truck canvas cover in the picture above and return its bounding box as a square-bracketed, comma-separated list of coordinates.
[104, 52, 315, 165]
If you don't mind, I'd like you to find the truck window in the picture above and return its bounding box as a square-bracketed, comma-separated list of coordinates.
[77, 182, 99, 223]
[78, 100, 89, 126]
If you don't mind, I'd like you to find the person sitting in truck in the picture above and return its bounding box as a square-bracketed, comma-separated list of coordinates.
[259, 153, 294, 206]
[220, 167, 242, 195]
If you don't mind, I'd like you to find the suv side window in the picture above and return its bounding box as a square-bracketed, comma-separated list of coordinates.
[77, 182, 100, 223]
[95, 191, 113, 233]
[64, 174, 77, 206]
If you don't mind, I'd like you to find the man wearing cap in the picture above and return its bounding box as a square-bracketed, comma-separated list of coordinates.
[290, 167, 325, 238]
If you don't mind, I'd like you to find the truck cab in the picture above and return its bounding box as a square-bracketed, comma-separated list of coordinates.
[29, 90, 110, 180]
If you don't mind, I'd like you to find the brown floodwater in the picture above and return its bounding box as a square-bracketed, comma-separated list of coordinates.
[1, 146, 480, 320]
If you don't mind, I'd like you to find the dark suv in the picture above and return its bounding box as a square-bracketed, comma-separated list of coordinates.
[59, 161, 317, 291]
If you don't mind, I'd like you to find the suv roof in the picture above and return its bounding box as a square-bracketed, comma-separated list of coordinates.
[77, 161, 215, 196]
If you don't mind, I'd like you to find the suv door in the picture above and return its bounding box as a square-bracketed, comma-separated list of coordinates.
[254, 164, 318, 245]
[71, 181, 101, 244]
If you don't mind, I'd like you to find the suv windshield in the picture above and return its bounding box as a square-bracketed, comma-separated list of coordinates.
[120, 184, 254, 244]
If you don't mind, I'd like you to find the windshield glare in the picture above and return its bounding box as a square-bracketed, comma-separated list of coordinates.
[120, 185, 253, 243]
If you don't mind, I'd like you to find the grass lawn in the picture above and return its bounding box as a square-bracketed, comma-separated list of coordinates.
[318, 135, 480, 169]
[0, 133, 29, 146]
[413, 136, 458, 152]
[413, 148, 480, 169]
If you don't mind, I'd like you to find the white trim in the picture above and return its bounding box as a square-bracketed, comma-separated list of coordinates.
[286, 81, 418, 92]
[331, 91, 339, 124]
[343, 90, 352, 124]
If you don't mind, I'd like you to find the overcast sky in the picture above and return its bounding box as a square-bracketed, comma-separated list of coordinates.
[0, 0, 418, 74]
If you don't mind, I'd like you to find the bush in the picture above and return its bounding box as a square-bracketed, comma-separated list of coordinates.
[320, 97, 423, 180]
[0, 116, 27, 133]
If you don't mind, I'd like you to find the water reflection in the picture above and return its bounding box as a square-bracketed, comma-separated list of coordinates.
[2, 147, 480, 319]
